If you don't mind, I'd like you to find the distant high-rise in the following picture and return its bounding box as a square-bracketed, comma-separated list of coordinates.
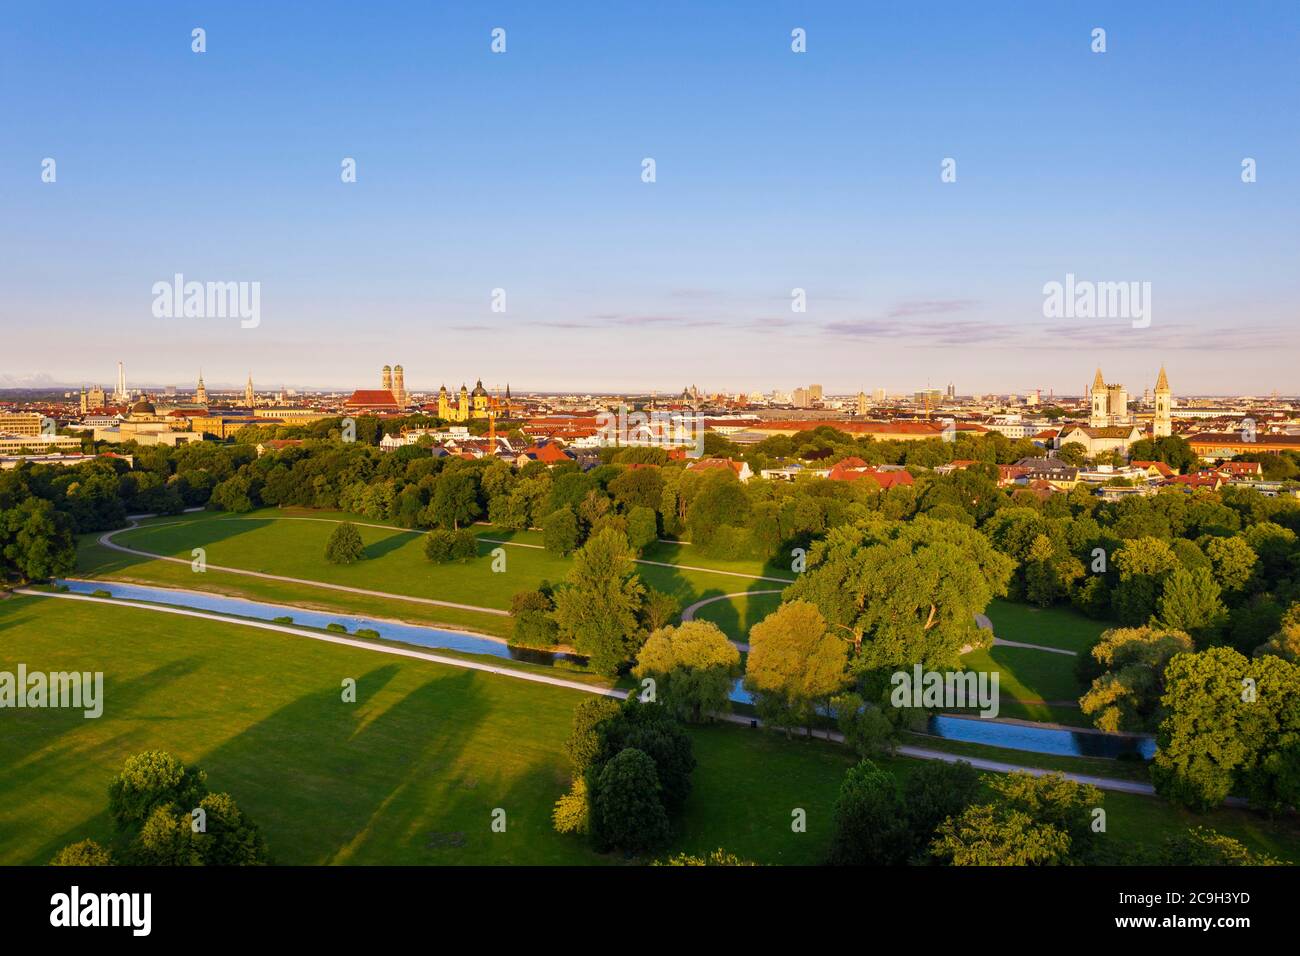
[873, 387, 886, 403]
[809, 384, 823, 403]
[856, 390, 868, 415]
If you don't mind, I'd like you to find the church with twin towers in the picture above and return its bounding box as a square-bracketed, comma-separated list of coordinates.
[1089, 366, 1172, 438]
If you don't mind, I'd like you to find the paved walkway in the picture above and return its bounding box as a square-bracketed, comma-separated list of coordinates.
[119, 513, 797, 584]
[97, 522, 510, 617]
[14, 588, 1154, 797]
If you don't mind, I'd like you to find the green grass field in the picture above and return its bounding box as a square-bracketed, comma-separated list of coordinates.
[985, 598, 1109, 653]
[75, 509, 786, 642]
[0, 595, 847, 865]
[80, 509, 1104, 731]
[3, 594, 1298, 866]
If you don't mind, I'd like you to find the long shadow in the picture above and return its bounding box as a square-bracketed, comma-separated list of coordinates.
[364, 531, 417, 561]
[184, 664, 499, 865]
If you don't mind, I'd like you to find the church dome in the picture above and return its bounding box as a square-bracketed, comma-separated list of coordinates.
[130, 398, 156, 415]
[471, 379, 488, 397]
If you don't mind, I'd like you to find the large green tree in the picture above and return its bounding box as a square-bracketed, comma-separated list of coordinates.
[785, 515, 1014, 670]
[632, 620, 741, 722]
[552, 527, 647, 674]
[743, 600, 850, 736]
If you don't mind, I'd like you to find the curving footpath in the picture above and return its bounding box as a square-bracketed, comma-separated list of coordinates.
[15, 587, 1156, 796]
[97, 521, 509, 617]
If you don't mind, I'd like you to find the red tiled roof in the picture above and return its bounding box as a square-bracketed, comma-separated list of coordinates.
[522, 442, 573, 464]
[345, 389, 398, 408]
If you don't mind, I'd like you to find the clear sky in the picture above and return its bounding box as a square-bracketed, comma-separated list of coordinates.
[2, 1, 1297, 396]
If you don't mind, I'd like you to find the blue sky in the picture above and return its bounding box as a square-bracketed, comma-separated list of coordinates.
[2, 1, 1297, 396]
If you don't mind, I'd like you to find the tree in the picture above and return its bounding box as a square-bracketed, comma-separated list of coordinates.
[209, 473, 255, 513]
[564, 697, 623, 775]
[1160, 827, 1280, 866]
[108, 751, 207, 832]
[1079, 626, 1194, 732]
[552, 527, 647, 675]
[1155, 566, 1227, 642]
[590, 748, 671, 855]
[743, 600, 850, 736]
[900, 760, 982, 860]
[325, 521, 365, 564]
[1056, 442, 1087, 467]
[626, 506, 659, 553]
[194, 791, 270, 865]
[931, 804, 1071, 866]
[1255, 603, 1300, 661]
[1151, 647, 1300, 812]
[1111, 537, 1178, 625]
[608, 466, 665, 512]
[785, 516, 1014, 671]
[428, 470, 480, 529]
[632, 620, 741, 722]
[654, 848, 756, 866]
[931, 771, 1101, 866]
[552, 777, 589, 835]
[542, 506, 580, 556]
[509, 589, 558, 647]
[49, 839, 113, 866]
[990, 772, 1104, 862]
[0, 498, 76, 582]
[424, 528, 477, 563]
[590, 698, 696, 812]
[826, 760, 911, 865]
[132, 803, 202, 866]
[1204, 535, 1257, 597]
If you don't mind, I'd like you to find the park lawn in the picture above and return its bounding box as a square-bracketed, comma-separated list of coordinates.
[77, 509, 774, 641]
[961, 644, 1088, 727]
[76, 532, 517, 639]
[640, 539, 795, 583]
[0, 595, 847, 866]
[690, 589, 785, 641]
[3, 595, 1296, 865]
[985, 599, 1109, 654]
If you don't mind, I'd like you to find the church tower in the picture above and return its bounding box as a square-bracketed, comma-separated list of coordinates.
[437, 385, 450, 420]
[244, 373, 255, 408]
[1153, 366, 1172, 438]
[382, 365, 393, 395]
[196, 371, 208, 406]
[458, 384, 470, 421]
[1090, 369, 1107, 427]
[392, 365, 406, 407]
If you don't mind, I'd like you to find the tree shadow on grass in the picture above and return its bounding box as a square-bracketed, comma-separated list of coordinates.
[183, 665, 507, 864]
[363, 530, 417, 561]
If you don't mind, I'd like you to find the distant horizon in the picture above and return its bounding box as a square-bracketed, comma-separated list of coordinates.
[1, 371, 1292, 403]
